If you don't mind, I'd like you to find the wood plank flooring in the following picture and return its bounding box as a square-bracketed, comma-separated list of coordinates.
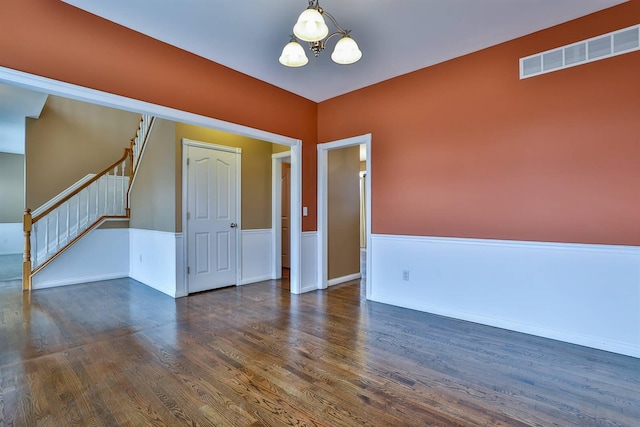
[1, 278, 639, 426]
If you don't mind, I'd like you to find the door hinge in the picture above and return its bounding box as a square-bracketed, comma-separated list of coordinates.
[187, 266, 190, 274]
[187, 158, 190, 166]
[187, 212, 190, 220]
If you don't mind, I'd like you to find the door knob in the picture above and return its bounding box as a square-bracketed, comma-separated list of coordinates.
[230, 223, 238, 228]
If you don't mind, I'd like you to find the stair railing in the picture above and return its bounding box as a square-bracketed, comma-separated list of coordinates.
[22, 114, 155, 291]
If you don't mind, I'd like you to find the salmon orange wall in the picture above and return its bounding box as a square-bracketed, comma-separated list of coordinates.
[0, 0, 318, 230]
[318, 1, 640, 246]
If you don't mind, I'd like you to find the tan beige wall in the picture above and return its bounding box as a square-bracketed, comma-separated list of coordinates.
[272, 143, 291, 154]
[129, 119, 177, 232]
[25, 95, 140, 209]
[175, 124, 273, 231]
[328, 146, 360, 280]
[0, 153, 24, 222]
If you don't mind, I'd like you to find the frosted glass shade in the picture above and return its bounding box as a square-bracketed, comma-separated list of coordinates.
[331, 36, 362, 64]
[293, 8, 329, 42]
[279, 41, 309, 67]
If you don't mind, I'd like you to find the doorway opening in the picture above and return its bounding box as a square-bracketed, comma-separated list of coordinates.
[317, 134, 372, 298]
[0, 66, 304, 295]
[272, 151, 291, 281]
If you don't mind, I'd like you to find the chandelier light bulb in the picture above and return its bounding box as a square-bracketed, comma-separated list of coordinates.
[279, 40, 309, 67]
[331, 36, 362, 64]
[293, 8, 329, 42]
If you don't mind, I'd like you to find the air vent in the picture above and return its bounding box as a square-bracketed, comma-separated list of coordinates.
[520, 24, 639, 79]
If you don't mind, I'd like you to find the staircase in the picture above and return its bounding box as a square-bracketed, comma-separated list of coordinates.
[22, 115, 155, 291]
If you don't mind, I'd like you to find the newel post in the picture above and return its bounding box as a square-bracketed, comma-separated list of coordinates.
[23, 209, 32, 291]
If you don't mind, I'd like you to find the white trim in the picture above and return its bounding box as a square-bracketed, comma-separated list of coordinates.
[182, 139, 242, 154]
[317, 134, 372, 296]
[32, 174, 96, 217]
[128, 118, 156, 193]
[272, 151, 291, 279]
[174, 233, 186, 297]
[33, 273, 128, 290]
[0, 65, 302, 296]
[369, 233, 640, 358]
[182, 140, 242, 293]
[328, 273, 362, 287]
[371, 233, 640, 253]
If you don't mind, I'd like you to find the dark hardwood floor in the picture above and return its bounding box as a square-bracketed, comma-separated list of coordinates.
[1, 277, 639, 426]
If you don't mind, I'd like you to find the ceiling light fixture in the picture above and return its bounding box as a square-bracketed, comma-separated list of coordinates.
[279, 0, 362, 67]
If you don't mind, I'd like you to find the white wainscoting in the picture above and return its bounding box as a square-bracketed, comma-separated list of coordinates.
[370, 234, 640, 358]
[129, 228, 180, 298]
[0, 223, 22, 255]
[241, 229, 274, 285]
[32, 228, 129, 289]
[301, 231, 318, 293]
[175, 234, 186, 297]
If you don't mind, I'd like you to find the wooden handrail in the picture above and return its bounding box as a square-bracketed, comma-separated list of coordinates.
[32, 148, 132, 223]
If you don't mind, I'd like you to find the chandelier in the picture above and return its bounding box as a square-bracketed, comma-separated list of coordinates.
[279, 0, 362, 67]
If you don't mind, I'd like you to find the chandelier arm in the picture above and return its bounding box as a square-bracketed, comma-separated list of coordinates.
[321, 11, 349, 35]
[323, 31, 345, 45]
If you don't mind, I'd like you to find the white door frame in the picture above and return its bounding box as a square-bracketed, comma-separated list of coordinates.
[272, 151, 291, 279]
[317, 134, 372, 298]
[0, 66, 304, 295]
[182, 139, 242, 293]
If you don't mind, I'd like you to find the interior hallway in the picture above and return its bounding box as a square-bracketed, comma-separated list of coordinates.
[1, 272, 639, 425]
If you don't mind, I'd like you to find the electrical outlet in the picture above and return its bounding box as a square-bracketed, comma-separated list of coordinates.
[402, 270, 410, 281]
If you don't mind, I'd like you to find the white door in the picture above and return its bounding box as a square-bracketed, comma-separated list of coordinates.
[186, 145, 239, 293]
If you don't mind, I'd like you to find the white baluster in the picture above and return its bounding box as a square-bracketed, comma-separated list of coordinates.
[113, 166, 118, 214]
[76, 193, 80, 237]
[86, 186, 90, 227]
[103, 175, 108, 215]
[66, 202, 70, 244]
[55, 210, 60, 251]
[33, 222, 38, 267]
[95, 181, 99, 221]
[44, 216, 49, 257]
[121, 160, 126, 213]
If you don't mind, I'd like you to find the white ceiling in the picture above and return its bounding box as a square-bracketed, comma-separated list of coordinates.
[60, 0, 627, 102]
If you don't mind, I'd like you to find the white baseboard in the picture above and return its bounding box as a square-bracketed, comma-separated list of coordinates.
[241, 274, 274, 285]
[328, 273, 361, 287]
[34, 273, 129, 290]
[32, 228, 129, 289]
[0, 223, 22, 255]
[370, 234, 640, 358]
[300, 231, 318, 293]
